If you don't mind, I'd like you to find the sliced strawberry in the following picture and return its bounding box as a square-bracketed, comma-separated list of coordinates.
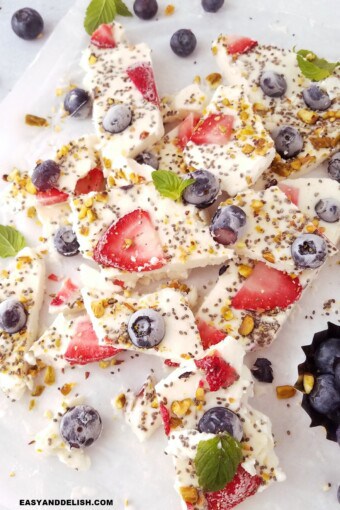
[126, 63, 160, 106]
[159, 403, 171, 436]
[50, 278, 79, 308]
[226, 35, 258, 55]
[74, 168, 105, 196]
[176, 113, 201, 150]
[196, 319, 225, 350]
[48, 273, 59, 282]
[164, 359, 180, 368]
[113, 279, 125, 288]
[231, 261, 303, 312]
[36, 188, 69, 206]
[64, 315, 121, 365]
[90, 24, 116, 49]
[206, 465, 262, 510]
[278, 182, 299, 206]
[190, 114, 234, 145]
[195, 353, 239, 392]
[93, 209, 166, 272]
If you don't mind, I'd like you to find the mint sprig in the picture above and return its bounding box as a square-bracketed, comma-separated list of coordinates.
[151, 170, 195, 201]
[84, 0, 132, 35]
[195, 435, 243, 493]
[0, 225, 26, 258]
[296, 49, 339, 81]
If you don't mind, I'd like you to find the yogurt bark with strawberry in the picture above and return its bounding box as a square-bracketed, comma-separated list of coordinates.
[278, 178, 340, 245]
[156, 337, 284, 509]
[183, 85, 276, 195]
[0, 247, 45, 400]
[48, 278, 83, 315]
[160, 84, 208, 124]
[212, 35, 340, 182]
[70, 183, 233, 285]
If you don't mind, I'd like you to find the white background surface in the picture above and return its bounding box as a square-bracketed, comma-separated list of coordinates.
[0, 1, 339, 510]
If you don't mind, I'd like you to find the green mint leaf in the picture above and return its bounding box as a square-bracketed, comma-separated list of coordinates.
[115, 0, 133, 16]
[195, 434, 243, 493]
[296, 49, 339, 81]
[152, 170, 195, 201]
[84, 0, 117, 35]
[0, 225, 26, 258]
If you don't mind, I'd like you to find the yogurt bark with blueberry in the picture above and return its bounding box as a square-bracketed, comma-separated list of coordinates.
[0, 247, 45, 400]
[212, 35, 340, 183]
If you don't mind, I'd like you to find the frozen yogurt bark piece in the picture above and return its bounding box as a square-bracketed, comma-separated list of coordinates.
[160, 84, 208, 124]
[212, 35, 340, 183]
[0, 248, 45, 400]
[183, 84, 275, 195]
[48, 278, 83, 315]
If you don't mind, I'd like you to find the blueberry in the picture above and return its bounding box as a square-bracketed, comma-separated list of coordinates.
[251, 358, 274, 383]
[291, 233, 327, 269]
[259, 71, 287, 98]
[182, 170, 220, 209]
[302, 85, 331, 111]
[170, 29, 197, 58]
[64, 88, 91, 119]
[273, 126, 303, 159]
[336, 425, 340, 446]
[0, 299, 27, 334]
[308, 374, 340, 415]
[210, 205, 246, 245]
[314, 338, 340, 374]
[328, 153, 340, 183]
[31, 160, 60, 191]
[128, 309, 165, 348]
[198, 407, 243, 441]
[11, 8, 44, 41]
[103, 104, 132, 134]
[315, 198, 340, 223]
[335, 360, 340, 391]
[60, 405, 102, 449]
[201, 0, 225, 12]
[133, 0, 158, 20]
[135, 151, 159, 170]
[53, 227, 80, 257]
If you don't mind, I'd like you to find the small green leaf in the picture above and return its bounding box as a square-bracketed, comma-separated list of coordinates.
[115, 0, 133, 16]
[0, 225, 26, 258]
[296, 49, 339, 81]
[151, 170, 195, 201]
[84, 0, 117, 35]
[195, 434, 243, 493]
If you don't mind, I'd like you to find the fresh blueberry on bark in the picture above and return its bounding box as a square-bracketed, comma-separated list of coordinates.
[128, 309, 165, 348]
[302, 85, 331, 111]
[210, 205, 246, 245]
[259, 71, 287, 98]
[334, 360, 340, 391]
[308, 374, 340, 415]
[182, 170, 220, 209]
[31, 160, 60, 191]
[273, 126, 303, 159]
[0, 299, 27, 334]
[60, 405, 102, 448]
[315, 198, 340, 223]
[64, 88, 91, 119]
[201, 0, 225, 12]
[53, 227, 80, 257]
[11, 8, 44, 40]
[291, 233, 327, 269]
[198, 407, 243, 441]
[314, 338, 340, 374]
[328, 153, 340, 183]
[103, 104, 132, 133]
[251, 358, 274, 383]
[133, 0, 158, 20]
[135, 151, 159, 170]
[170, 29, 197, 57]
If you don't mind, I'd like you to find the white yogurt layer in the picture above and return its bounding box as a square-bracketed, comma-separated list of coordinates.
[48, 278, 83, 316]
[161, 84, 208, 124]
[104, 155, 155, 188]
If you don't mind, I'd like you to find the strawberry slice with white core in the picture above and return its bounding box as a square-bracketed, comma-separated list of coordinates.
[225, 35, 258, 55]
[74, 168, 105, 196]
[64, 315, 121, 365]
[176, 113, 201, 150]
[278, 182, 299, 206]
[205, 465, 262, 510]
[93, 209, 166, 272]
[37, 188, 69, 206]
[90, 23, 116, 49]
[190, 114, 234, 145]
[50, 278, 79, 308]
[231, 261, 303, 311]
[196, 318, 225, 350]
[126, 63, 160, 106]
